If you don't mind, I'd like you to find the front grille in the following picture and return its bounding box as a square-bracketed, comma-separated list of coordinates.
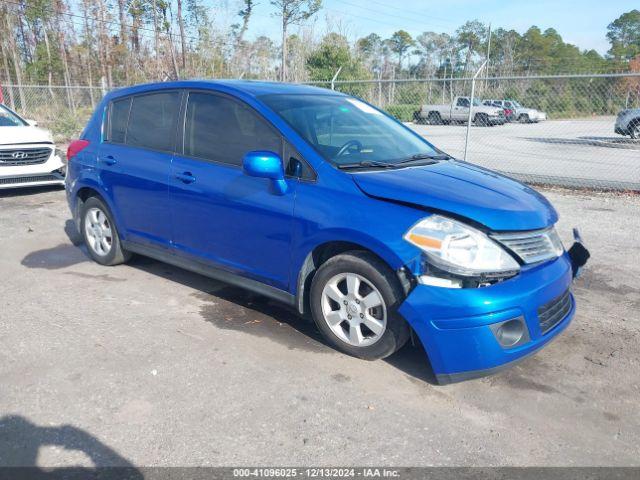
[537, 289, 572, 334]
[0, 174, 60, 185]
[0, 147, 52, 166]
[492, 227, 563, 264]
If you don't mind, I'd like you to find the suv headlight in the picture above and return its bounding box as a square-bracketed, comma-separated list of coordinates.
[404, 215, 520, 278]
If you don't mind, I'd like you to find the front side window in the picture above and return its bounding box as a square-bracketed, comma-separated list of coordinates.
[0, 104, 27, 127]
[457, 97, 470, 107]
[126, 92, 180, 151]
[259, 94, 438, 166]
[183, 92, 281, 166]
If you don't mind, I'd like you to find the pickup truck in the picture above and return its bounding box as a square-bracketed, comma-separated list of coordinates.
[414, 96, 505, 126]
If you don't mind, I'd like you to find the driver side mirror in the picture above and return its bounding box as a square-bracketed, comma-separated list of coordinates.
[242, 150, 288, 195]
[26, 119, 38, 127]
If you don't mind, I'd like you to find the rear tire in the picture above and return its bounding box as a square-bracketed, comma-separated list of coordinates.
[427, 111, 442, 125]
[80, 196, 131, 266]
[474, 113, 489, 126]
[309, 251, 410, 360]
[630, 121, 640, 139]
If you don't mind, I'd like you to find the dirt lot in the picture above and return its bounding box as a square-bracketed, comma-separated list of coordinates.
[410, 117, 640, 190]
[0, 186, 639, 467]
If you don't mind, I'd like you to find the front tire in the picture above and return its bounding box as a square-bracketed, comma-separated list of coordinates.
[80, 196, 131, 266]
[630, 121, 640, 139]
[309, 251, 410, 360]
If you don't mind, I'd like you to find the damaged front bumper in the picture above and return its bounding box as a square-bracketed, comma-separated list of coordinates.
[398, 232, 589, 384]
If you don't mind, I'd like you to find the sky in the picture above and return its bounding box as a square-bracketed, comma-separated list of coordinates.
[239, 0, 638, 55]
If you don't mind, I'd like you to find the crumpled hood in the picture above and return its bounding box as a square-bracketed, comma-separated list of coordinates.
[351, 161, 557, 231]
[0, 126, 53, 145]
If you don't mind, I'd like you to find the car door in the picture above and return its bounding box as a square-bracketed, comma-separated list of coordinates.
[98, 91, 181, 248]
[453, 97, 470, 121]
[169, 90, 295, 291]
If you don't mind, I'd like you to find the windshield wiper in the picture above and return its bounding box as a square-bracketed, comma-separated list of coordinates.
[394, 153, 452, 165]
[337, 160, 398, 170]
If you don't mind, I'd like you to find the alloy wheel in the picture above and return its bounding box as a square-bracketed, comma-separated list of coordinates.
[320, 272, 387, 347]
[84, 207, 113, 256]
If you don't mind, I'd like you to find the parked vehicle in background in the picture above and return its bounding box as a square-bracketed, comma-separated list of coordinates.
[66, 80, 589, 384]
[415, 96, 506, 126]
[484, 100, 516, 122]
[0, 103, 65, 189]
[614, 108, 640, 139]
[483, 99, 547, 123]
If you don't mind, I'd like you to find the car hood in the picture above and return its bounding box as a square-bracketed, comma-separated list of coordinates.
[351, 161, 558, 231]
[0, 126, 53, 145]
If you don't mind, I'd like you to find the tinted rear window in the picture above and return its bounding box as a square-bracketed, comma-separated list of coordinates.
[126, 92, 180, 151]
[109, 98, 131, 143]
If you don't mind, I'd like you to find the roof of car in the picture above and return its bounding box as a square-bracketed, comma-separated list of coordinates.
[109, 79, 340, 99]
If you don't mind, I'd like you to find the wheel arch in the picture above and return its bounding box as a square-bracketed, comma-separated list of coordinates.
[71, 181, 124, 238]
[294, 239, 414, 316]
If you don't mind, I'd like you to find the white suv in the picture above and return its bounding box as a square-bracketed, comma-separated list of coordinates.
[483, 99, 547, 123]
[0, 103, 65, 189]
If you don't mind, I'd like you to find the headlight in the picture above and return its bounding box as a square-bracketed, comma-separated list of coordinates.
[404, 215, 520, 277]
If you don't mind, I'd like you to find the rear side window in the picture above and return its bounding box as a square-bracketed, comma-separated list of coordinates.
[126, 92, 181, 152]
[109, 98, 131, 143]
[184, 92, 281, 166]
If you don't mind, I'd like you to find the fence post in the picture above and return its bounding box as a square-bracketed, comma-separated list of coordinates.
[464, 60, 487, 162]
[330, 66, 342, 91]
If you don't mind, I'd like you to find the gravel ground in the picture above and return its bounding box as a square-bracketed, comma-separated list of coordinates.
[0, 186, 639, 468]
[409, 117, 640, 189]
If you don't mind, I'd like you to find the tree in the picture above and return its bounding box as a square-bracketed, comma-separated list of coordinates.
[456, 20, 488, 75]
[607, 9, 640, 61]
[387, 30, 414, 72]
[307, 33, 369, 81]
[270, 0, 321, 81]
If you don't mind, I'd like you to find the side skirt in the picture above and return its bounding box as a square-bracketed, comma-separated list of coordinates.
[122, 241, 296, 307]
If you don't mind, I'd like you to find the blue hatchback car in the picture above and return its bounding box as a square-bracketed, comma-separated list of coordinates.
[66, 80, 589, 384]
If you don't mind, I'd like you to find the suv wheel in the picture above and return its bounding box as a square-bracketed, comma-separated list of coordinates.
[519, 114, 530, 123]
[80, 196, 131, 266]
[630, 121, 640, 139]
[309, 251, 410, 360]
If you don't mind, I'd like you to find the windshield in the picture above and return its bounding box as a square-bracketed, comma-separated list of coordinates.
[259, 94, 439, 166]
[510, 100, 522, 108]
[472, 98, 482, 106]
[0, 104, 27, 127]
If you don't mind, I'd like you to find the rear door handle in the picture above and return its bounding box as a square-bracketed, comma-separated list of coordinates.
[100, 155, 117, 166]
[175, 172, 196, 184]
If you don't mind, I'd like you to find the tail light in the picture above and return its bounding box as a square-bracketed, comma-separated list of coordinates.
[67, 139, 90, 161]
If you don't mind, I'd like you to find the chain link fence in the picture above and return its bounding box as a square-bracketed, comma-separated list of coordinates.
[2, 74, 639, 191]
[0, 84, 105, 142]
[309, 73, 640, 191]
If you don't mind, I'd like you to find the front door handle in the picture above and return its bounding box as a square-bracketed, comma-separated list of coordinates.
[175, 172, 196, 184]
[100, 155, 117, 166]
